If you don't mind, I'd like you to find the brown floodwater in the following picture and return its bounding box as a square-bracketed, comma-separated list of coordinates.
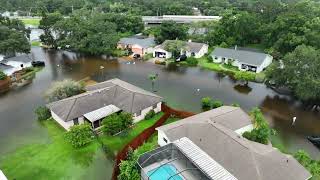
[0, 47, 319, 178]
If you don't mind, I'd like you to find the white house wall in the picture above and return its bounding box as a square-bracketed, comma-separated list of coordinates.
[157, 129, 171, 147]
[194, 44, 208, 58]
[51, 111, 74, 131]
[133, 102, 162, 123]
[153, 48, 172, 59]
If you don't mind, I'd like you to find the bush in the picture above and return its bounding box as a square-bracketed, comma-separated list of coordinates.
[143, 53, 153, 61]
[211, 100, 223, 109]
[0, 71, 7, 80]
[102, 112, 133, 135]
[65, 124, 93, 148]
[145, 109, 156, 120]
[201, 97, 212, 108]
[186, 57, 198, 66]
[294, 150, 320, 179]
[231, 103, 240, 107]
[45, 79, 85, 102]
[24, 67, 34, 73]
[242, 108, 272, 145]
[35, 106, 51, 121]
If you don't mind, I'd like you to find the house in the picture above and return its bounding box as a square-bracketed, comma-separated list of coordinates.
[46, 78, 163, 131]
[138, 106, 311, 180]
[0, 54, 33, 73]
[210, 47, 273, 73]
[153, 40, 208, 59]
[117, 35, 156, 56]
[142, 15, 221, 26]
[0, 170, 8, 180]
[0, 63, 15, 76]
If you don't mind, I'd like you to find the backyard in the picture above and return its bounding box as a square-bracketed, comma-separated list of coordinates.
[20, 18, 41, 26]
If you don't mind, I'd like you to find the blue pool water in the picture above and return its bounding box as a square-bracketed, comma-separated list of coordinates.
[147, 164, 183, 180]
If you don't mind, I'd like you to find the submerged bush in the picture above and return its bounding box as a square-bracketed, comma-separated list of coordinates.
[0, 71, 7, 80]
[35, 106, 51, 121]
[65, 124, 94, 148]
[201, 97, 212, 108]
[145, 109, 156, 120]
[45, 79, 85, 102]
[186, 57, 198, 66]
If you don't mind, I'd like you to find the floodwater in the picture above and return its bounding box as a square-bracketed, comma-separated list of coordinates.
[0, 47, 320, 179]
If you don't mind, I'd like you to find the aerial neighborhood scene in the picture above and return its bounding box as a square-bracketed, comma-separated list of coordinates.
[0, 0, 320, 180]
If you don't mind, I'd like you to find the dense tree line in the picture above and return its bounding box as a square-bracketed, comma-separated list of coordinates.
[39, 10, 143, 55]
[0, 16, 30, 56]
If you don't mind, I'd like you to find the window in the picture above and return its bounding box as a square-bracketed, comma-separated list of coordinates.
[215, 56, 218, 60]
[73, 118, 79, 125]
[163, 137, 168, 143]
[191, 52, 195, 56]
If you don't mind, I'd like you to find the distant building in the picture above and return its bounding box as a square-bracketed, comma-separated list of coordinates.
[210, 47, 273, 73]
[0, 54, 33, 76]
[118, 35, 156, 56]
[142, 15, 221, 26]
[153, 40, 208, 59]
[47, 78, 163, 131]
[138, 106, 311, 180]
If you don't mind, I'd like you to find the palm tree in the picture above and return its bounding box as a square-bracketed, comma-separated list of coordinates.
[148, 73, 158, 92]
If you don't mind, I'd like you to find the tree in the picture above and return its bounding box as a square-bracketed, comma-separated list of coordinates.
[39, 12, 63, 48]
[35, 106, 51, 121]
[242, 108, 272, 145]
[45, 79, 85, 102]
[148, 73, 158, 92]
[156, 21, 187, 44]
[53, 10, 119, 55]
[0, 71, 7, 80]
[102, 112, 133, 135]
[266, 45, 320, 108]
[163, 40, 186, 59]
[65, 123, 94, 148]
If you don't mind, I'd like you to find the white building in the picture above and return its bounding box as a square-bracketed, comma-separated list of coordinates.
[0, 54, 33, 76]
[153, 40, 208, 59]
[137, 106, 312, 180]
[211, 47, 273, 73]
[47, 78, 163, 131]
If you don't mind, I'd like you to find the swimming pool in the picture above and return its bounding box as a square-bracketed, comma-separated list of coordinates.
[147, 164, 183, 180]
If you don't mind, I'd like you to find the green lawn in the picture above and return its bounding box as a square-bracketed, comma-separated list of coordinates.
[20, 18, 41, 26]
[100, 112, 164, 154]
[198, 57, 265, 83]
[0, 119, 104, 180]
[31, 41, 41, 46]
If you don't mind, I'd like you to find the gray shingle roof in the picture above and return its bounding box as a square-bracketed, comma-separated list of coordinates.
[47, 78, 162, 122]
[119, 36, 155, 49]
[157, 107, 311, 180]
[1, 54, 33, 63]
[211, 48, 271, 66]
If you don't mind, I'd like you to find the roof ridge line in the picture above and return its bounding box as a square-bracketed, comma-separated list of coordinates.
[65, 98, 78, 121]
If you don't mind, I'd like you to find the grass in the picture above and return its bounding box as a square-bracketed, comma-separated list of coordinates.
[20, 67, 43, 80]
[100, 112, 164, 154]
[0, 119, 103, 180]
[31, 41, 41, 46]
[20, 18, 41, 26]
[198, 57, 265, 83]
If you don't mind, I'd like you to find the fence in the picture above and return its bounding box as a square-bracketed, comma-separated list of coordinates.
[111, 103, 195, 180]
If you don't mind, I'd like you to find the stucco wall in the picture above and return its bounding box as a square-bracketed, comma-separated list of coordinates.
[157, 129, 171, 147]
[133, 102, 162, 123]
[51, 111, 74, 131]
[153, 48, 172, 59]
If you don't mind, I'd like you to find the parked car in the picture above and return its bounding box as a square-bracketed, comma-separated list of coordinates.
[176, 54, 187, 62]
[133, 54, 141, 59]
[32, 61, 45, 67]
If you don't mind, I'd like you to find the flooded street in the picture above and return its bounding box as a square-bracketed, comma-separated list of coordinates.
[0, 47, 319, 179]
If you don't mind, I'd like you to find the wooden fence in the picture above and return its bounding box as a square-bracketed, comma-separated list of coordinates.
[111, 103, 195, 180]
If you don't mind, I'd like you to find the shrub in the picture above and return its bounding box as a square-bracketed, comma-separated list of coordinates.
[65, 124, 93, 148]
[0, 71, 7, 80]
[242, 108, 272, 145]
[294, 150, 320, 179]
[35, 106, 51, 121]
[201, 97, 212, 108]
[102, 112, 133, 135]
[211, 100, 223, 109]
[186, 57, 198, 66]
[24, 67, 34, 73]
[231, 103, 240, 107]
[45, 79, 85, 102]
[143, 53, 153, 61]
[145, 109, 156, 120]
